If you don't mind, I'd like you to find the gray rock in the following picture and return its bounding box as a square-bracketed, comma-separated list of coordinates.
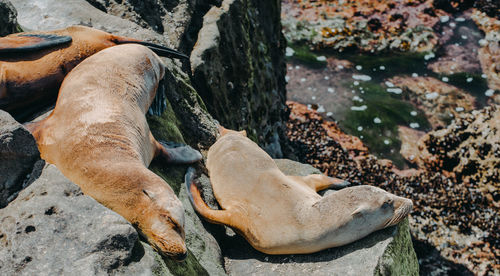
[0, 110, 41, 208]
[217, 159, 419, 276]
[0, 164, 169, 275]
[10, 0, 174, 47]
[84, 0, 193, 47]
[191, 0, 287, 157]
[0, 0, 19, 36]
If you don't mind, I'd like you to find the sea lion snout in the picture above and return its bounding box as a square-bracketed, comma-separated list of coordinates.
[384, 196, 413, 227]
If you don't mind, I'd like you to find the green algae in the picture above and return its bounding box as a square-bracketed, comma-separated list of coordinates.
[287, 42, 327, 68]
[375, 218, 419, 276]
[339, 82, 430, 167]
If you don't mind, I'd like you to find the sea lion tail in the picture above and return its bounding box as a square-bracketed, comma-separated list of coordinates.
[112, 36, 189, 60]
[184, 167, 215, 218]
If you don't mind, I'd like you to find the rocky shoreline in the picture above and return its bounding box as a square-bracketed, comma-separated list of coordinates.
[0, 0, 423, 275]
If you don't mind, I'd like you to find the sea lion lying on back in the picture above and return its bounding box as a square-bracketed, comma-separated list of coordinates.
[186, 128, 413, 254]
[0, 25, 187, 121]
[26, 44, 199, 260]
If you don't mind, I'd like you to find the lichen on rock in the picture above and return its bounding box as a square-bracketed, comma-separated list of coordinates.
[191, 0, 288, 157]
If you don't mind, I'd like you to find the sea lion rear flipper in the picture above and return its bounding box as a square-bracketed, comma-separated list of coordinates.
[0, 34, 72, 54]
[112, 36, 189, 60]
[156, 140, 202, 164]
[184, 167, 238, 227]
[288, 174, 350, 192]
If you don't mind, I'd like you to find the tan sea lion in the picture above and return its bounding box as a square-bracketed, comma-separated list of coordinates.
[0, 25, 187, 121]
[26, 44, 200, 260]
[186, 128, 413, 255]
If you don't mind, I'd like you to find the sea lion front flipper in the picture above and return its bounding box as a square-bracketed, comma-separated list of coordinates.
[0, 34, 72, 54]
[288, 174, 350, 192]
[156, 140, 202, 164]
[184, 167, 240, 228]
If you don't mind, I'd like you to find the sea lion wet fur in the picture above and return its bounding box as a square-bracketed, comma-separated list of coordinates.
[27, 44, 189, 260]
[187, 128, 413, 254]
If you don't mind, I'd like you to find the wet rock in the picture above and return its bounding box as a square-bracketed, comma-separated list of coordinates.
[0, 111, 41, 208]
[191, 0, 287, 157]
[0, 0, 19, 36]
[427, 12, 483, 75]
[221, 159, 418, 276]
[282, 0, 446, 53]
[285, 104, 498, 275]
[472, 10, 500, 103]
[389, 76, 476, 128]
[417, 105, 499, 191]
[398, 125, 426, 167]
[287, 101, 368, 155]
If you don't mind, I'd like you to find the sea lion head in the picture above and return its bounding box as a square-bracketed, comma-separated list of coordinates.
[218, 125, 247, 137]
[330, 185, 413, 241]
[140, 187, 187, 261]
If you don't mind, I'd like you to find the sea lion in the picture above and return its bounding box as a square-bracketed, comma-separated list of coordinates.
[186, 128, 413, 255]
[26, 44, 200, 260]
[0, 25, 187, 121]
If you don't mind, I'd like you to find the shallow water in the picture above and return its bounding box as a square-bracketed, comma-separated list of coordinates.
[286, 18, 492, 168]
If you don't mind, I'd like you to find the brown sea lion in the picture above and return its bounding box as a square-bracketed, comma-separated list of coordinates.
[0, 25, 187, 121]
[186, 128, 413, 255]
[26, 44, 200, 260]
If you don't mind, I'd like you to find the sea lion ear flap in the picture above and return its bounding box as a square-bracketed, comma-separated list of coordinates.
[351, 204, 369, 218]
[238, 130, 247, 137]
[218, 125, 230, 136]
[0, 34, 72, 54]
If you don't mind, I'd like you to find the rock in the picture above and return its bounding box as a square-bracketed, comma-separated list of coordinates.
[10, 0, 172, 47]
[0, 164, 169, 275]
[191, 0, 287, 157]
[398, 125, 426, 166]
[282, 0, 446, 53]
[472, 10, 500, 103]
[0, 0, 19, 36]
[8, 1, 225, 273]
[83, 0, 199, 46]
[427, 37, 482, 75]
[0, 111, 42, 208]
[287, 101, 368, 155]
[474, 0, 500, 19]
[220, 159, 419, 276]
[389, 76, 476, 128]
[417, 105, 500, 189]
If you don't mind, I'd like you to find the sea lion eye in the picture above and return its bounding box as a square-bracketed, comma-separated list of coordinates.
[382, 199, 393, 209]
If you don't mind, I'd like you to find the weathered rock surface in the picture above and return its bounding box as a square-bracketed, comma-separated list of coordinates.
[219, 159, 419, 276]
[0, 111, 42, 208]
[191, 0, 287, 157]
[0, 164, 166, 275]
[282, 0, 446, 53]
[472, 10, 500, 103]
[0, 0, 19, 36]
[417, 105, 499, 194]
[287, 101, 368, 155]
[285, 101, 500, 274]
[10, 0, 172, 47]
[398, 126, 426, 166]
[83, 0, 202, 46]
[427, 11, 483, 75]
[389, 76, 476, 128]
